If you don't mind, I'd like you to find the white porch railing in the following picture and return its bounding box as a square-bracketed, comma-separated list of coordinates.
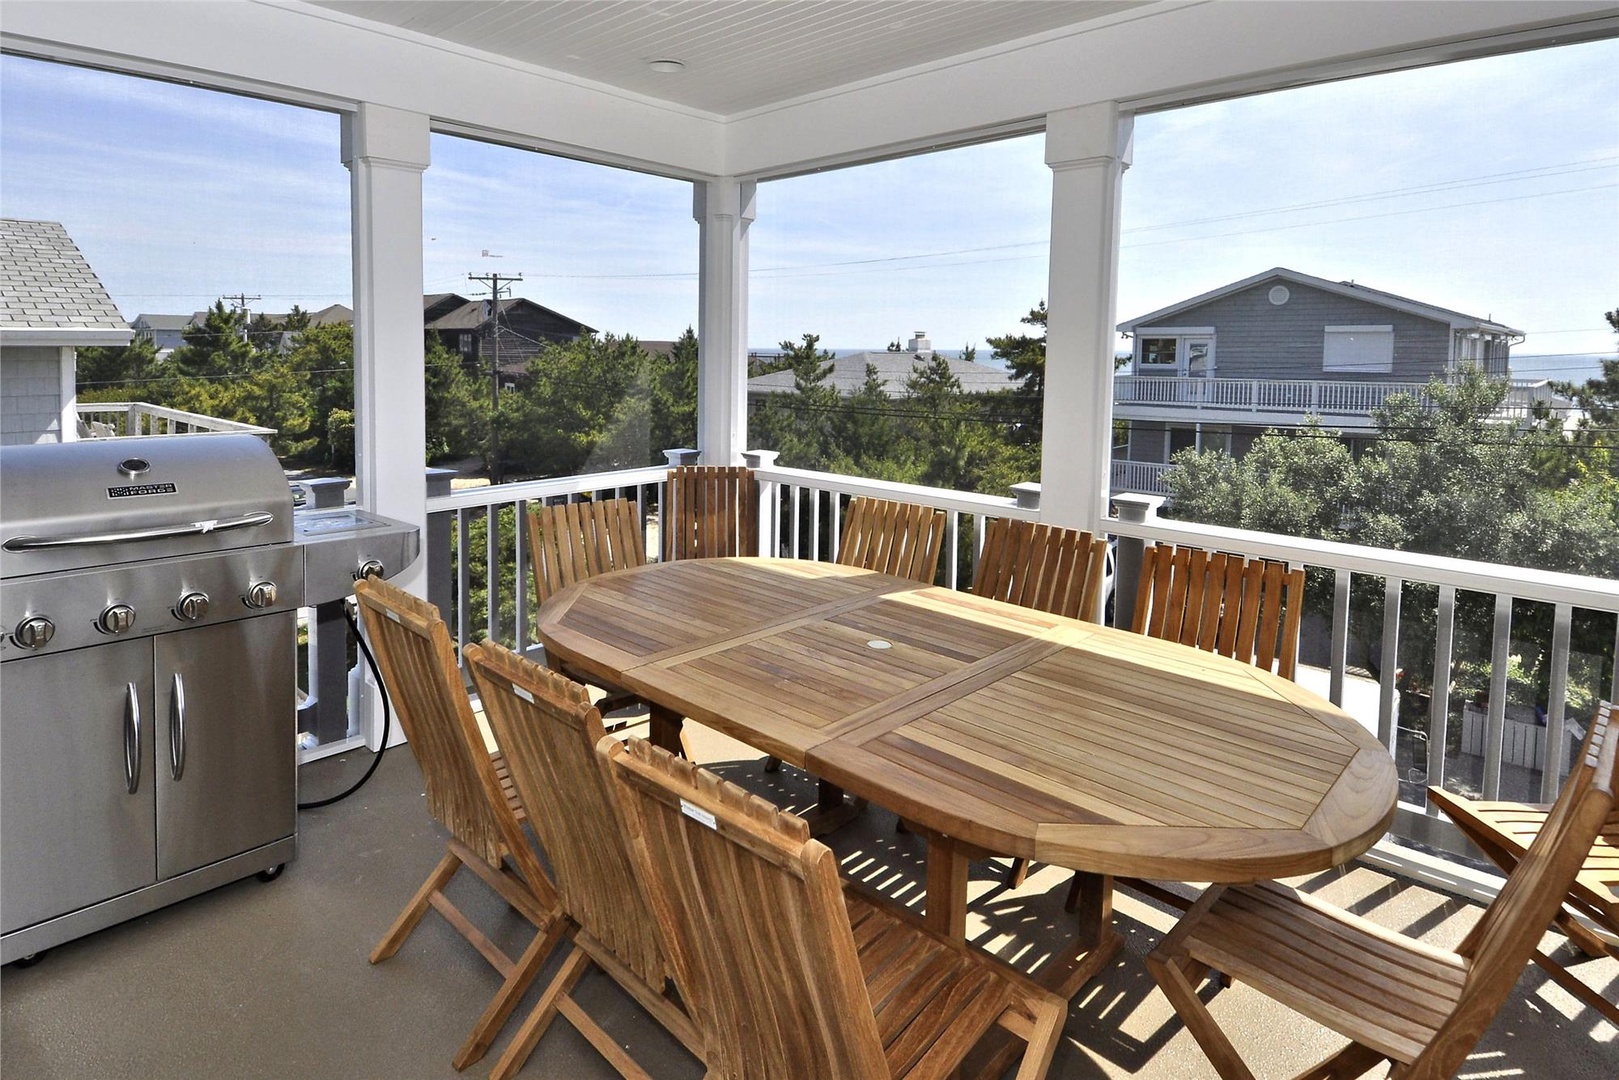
[427, 460, 1618, 876]
[75, 401, 276, 439]
[1113, 374, 1558, 421]
[1110, 459, 1169, 496]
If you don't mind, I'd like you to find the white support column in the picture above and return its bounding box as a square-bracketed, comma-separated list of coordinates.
[693, 178, 756, 465]
[342, 104, 429, 594]
[1041, 103, 1132, 534]
[58, 346, 77, 442]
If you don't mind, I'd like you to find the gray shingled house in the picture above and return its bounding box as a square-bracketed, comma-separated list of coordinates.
[0, 219, 133, 445]
[1111, 267, 1525, 495]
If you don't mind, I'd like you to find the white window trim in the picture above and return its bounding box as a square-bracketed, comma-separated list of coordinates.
[1323, 324, 1394, 373]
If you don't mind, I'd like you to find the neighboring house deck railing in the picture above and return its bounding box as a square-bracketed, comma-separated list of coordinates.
[427, 460, 1618, 895]
[1113, 374, 1559, 421]
[1110, 459, 1170, 496]
[76, 402, 276, 440]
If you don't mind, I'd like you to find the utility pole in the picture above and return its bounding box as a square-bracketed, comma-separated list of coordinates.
[468, 272, 522, 483]
[221, 293, 261, 342]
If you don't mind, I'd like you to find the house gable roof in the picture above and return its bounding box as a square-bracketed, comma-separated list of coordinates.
[1118, 267, 1521, 336]
[1, 218, 132, 342]
[424, 296, 596, 336]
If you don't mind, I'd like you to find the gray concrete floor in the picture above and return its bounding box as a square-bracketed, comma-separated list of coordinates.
[4, 723, 1616, 1079]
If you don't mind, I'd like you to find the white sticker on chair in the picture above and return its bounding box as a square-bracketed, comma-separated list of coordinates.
[512, 684, 535, 703]
[680, 798, 717, 829]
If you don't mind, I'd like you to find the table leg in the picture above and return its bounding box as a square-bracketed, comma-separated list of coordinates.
[800, 779, 863, 837]
[923, 835, 969, 941]
[648, 705, 684, 756]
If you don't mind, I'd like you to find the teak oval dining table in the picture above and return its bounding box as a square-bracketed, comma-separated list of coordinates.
[536, 557, 1398, 1006]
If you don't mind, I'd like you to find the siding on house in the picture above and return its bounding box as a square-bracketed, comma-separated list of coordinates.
[1146, 279, 1453, 382]
[1, 348, 65, 445]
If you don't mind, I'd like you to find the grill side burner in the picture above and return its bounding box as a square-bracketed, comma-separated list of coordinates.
[1, 434, 303, 964]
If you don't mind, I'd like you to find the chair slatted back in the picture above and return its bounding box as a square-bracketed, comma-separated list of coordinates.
[836, 496, 946, 584]
[353, 579, 540, 882]
[973, 518, 1109, 623]
[528, 498, 646, 605]
[1132, 543, 1304, 679]
[664, 466, 758, 561]
[1416, 700, 1616, 1077]
[603, 737, 890, 1080]
[463, 641, 668, 990]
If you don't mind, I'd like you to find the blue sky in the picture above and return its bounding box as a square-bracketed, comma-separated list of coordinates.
[2, 38, 1615, 365]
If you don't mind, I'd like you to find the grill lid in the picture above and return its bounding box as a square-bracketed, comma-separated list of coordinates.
[0, 434, 293, 579]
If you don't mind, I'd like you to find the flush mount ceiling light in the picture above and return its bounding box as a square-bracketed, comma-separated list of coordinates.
[648, 58, 686, 74]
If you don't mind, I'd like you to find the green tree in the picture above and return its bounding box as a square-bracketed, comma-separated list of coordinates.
[75, 338, 159, 394]
[986, 300, 1046, 443]
[500, 333, 654, 478]
[649, 327, 698, 458]
[284, 322, 354, 467]
[167, 301, 256, 378]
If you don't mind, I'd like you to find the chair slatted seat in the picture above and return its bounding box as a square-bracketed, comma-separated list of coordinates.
[1428, 707, 1619, 1026]
[837, 496, 946, 584]
[1147, 700, 1619, 1080]
[664, 465, 757, 561]
[603, 737, 1067, 1080]
[462, 641, 701, 1079]
[352, 578, 563, 1069]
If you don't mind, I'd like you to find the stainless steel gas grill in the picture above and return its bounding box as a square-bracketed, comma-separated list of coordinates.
[0, 434, 413, 964]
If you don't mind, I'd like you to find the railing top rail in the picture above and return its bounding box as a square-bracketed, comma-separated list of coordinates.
[754, 464, 1034, 520]
[1108, 513, 1619, 612]
[74, 401, 275, 436]
[426, 465, 670, 513]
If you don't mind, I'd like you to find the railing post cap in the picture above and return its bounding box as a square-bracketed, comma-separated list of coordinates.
[424, 467, 459, 498]
[1009, 482, 1041, 510]
[662, 447, 701, 466]
[1112, 492, 1165, 522]
[742, 449, 780, 469]
[298, 476, 352, 509]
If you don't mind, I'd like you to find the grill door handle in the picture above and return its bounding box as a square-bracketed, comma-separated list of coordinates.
[3, 511, 275, 552]
[169, 673, 187, 782]
[124, 681, 142, 794]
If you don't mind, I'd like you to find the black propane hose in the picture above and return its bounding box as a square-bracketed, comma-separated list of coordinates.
[296, 599, 392, 810]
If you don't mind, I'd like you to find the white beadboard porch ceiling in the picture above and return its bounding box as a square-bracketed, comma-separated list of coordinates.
[306, 1, 1148, 116]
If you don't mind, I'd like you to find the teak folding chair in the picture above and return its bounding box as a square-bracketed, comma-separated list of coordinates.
[1428, 700, 1619, 1026]
[663, 465, 757, 561]
[971, 518, 1110, 887]
[602, 736, 1067, 1080]
[1133, 542, 1306, 680]
[351, 578, 562, 1068]
[1147, 699, 1618, 1080]
[1119, 543, 1307, 913]
[837, 495, 947, 584]
[462, 642, 701, 1079]
[528, 497, 647, 719]
[974, 518, 1109, 625]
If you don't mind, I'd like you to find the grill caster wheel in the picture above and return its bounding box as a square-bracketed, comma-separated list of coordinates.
[10, 950, 47, 968]
[255, 864, 285, 883]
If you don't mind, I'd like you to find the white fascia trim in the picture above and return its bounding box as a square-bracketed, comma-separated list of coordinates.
[1137, 327, 1216, 336]
[1325, 325, 1396, 333]
[0, 328, 134, 346]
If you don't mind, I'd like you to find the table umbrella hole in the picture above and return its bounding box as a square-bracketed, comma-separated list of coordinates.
[867, 639, 892, 650]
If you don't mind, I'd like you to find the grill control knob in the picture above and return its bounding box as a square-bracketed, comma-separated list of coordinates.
[98, 604, 136, 635]
[354, 559, 386, 582]
[244, 581, 278, 609]
[13, 616, 55, 650]
[174, 591, 210, 621]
